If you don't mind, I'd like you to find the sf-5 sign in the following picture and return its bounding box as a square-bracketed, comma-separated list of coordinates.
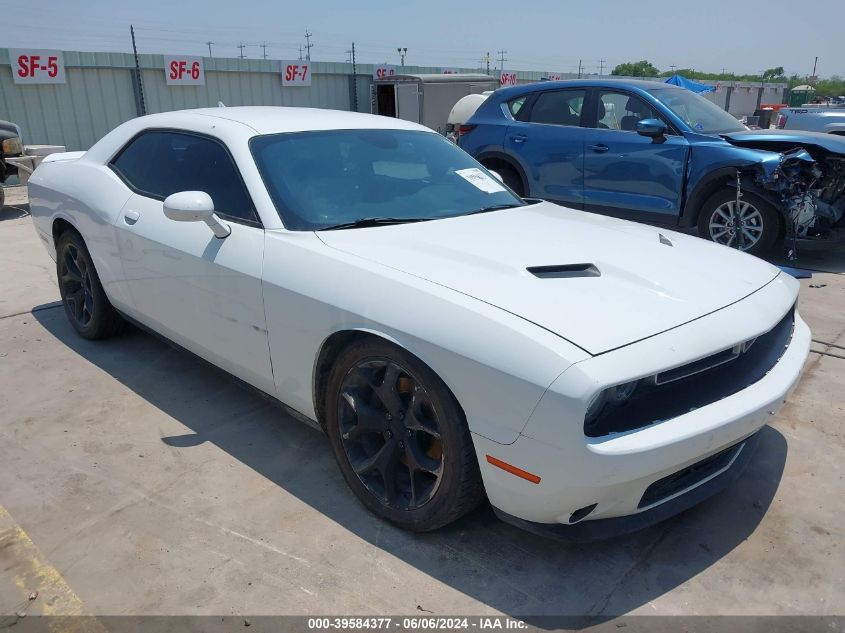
[10, 49, 66, 84]
[165, 56, 205, 86]
[282, 62, 311, 86]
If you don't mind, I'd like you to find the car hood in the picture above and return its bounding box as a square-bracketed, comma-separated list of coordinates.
[722, 129, 845, 154]
[317, 202, 780, 354]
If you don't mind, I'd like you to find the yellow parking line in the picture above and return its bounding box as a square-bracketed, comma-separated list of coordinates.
[0, 504, 105, 632]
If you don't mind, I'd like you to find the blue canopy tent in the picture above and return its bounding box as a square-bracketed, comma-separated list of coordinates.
[664, 75, 715, 93]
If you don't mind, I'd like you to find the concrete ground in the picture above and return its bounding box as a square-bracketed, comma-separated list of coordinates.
[0, 185, 843, 620]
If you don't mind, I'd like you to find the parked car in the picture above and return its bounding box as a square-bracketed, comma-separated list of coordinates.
[458, 80, 845, 256]
[29, 107, 809, 540]
[0, 119, 24, 209]
[776, 107, 845, 134]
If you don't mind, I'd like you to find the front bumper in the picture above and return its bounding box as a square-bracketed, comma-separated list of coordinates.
[493, 431, 759, 542]
[473, 276, 809, 538]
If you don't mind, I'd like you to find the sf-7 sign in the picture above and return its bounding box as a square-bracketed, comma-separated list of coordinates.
[282, 62, 311, 86]
[11, 49, 66, 84]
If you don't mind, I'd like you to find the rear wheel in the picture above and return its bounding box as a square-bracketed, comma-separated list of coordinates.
[697, 188, 781, 257]
[56, 230, 124, 339]
[324, 339, 484, 531]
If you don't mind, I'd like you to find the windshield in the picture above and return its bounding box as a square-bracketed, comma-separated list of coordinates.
[648, 88, 747, 134]
[250, 129, 524, 230]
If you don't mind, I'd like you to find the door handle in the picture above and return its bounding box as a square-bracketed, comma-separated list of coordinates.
[123, 210, 140, 225]
[510, 135, 527, 144]
[589, 144, 609, 153]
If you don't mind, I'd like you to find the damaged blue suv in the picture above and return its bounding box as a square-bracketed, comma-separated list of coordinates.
[458, 80, 845, 256]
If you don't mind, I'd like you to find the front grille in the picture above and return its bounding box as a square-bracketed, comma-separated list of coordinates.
[638, 440, 745, 509]
[585, 305, 795, 438]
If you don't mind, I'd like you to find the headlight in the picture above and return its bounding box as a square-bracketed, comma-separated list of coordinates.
[584, 379, 639, 425]
[2, 137, 23, 156]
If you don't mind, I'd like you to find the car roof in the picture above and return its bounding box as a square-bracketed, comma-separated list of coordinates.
[139, 106, 430, 135]
[493, 78, 683, 99]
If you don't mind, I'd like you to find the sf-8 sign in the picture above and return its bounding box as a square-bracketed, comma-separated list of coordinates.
[499, 72, 518, 87]
[282, 62, 311, 86]
[10, 49, 66, 84]
[165, 56, 205, 85]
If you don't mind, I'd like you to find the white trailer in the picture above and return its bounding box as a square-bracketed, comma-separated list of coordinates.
[373, 73, 497, 135]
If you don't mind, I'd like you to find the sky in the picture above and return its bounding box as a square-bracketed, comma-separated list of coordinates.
[1, 0, 842, 78]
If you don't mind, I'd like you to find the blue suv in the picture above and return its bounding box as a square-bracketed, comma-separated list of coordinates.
[458, 79, 845, 256]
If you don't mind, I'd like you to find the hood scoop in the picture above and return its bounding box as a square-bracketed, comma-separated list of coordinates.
[527, 263, 601, 279]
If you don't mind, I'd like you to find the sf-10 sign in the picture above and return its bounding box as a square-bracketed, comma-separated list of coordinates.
[10, 49, 66, 84]
[373, 65, 396, 80]
[499, 71, 518, 87]
[282, 62, 311, 86]
[165, 56, 205, 85]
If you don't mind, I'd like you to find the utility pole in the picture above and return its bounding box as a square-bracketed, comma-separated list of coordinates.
[811, 56, 818, 82]
[577, 59, 583, 79]
[351, 42, 358, 112]
[599, 58, 606, 75]
[299, 46, 304, 61]
[497, 49, 507, 71]
[670, 64, 676, 73]
[304, 30, 313, 61]
[260, 42, 267, 60]
[206, 41, 214, 57]
[130, 25, 146, 115]
[237, 43, 246, 59]
[485, 52, 491, 75]
[397, 47, 407, 67]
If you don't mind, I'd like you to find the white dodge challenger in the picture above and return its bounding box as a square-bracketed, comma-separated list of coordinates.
[29, 107, 809, 539]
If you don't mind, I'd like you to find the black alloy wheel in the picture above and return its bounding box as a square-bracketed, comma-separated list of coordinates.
[337, 359, 444, 510]
[324, 339, 484, 531]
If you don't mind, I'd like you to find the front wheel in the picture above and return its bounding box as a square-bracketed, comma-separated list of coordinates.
[697, 189, 781, 257]
[324, 339, 484, 531]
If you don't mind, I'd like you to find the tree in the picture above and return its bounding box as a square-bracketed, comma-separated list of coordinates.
[762, 67, 786, 81]
[611, 60, 660, 78]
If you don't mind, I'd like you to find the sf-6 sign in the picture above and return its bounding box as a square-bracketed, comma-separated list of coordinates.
[10, 49, 66, 84]
[373, 65, 396, 80]
[165, 56, 205, 85]
[282, 62, 311, 86]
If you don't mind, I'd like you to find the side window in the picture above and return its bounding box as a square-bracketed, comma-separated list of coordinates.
[111, 131, 258, 224]
[525, 90, 586, 126]
[507, 96, 527, 118]
[597, 91, 662, 132]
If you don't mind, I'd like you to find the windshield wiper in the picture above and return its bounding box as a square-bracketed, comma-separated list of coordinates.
[318, 217, 434, 231]
[465, 203, 521, 216]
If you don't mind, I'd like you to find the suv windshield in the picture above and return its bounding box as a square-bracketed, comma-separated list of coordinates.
[250, 129, 524, 230]
[648, 88, 747, 135]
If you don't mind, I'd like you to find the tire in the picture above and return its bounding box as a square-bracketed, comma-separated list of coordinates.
[324, 338, 485, 531]
[499, 167, 525, 197]
[56, 230, 124, 340]
[696, 188, 781, 257]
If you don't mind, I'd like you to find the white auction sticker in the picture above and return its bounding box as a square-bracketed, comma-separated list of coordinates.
[164, 56, 205, 85]
[455, 168, 506, 194]
[10, 49, 66, 84]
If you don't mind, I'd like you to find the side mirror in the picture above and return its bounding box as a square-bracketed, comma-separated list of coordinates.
[163, 191, 230, 238]
[636, 118, 667, 139]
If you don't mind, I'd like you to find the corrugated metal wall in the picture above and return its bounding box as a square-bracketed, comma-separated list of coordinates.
[0, 48, 485, 150]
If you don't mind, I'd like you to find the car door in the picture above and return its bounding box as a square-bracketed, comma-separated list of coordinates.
[504, 88, 587, 208]
[109, 130, 275, 395]
[582, 89, 689, 221]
